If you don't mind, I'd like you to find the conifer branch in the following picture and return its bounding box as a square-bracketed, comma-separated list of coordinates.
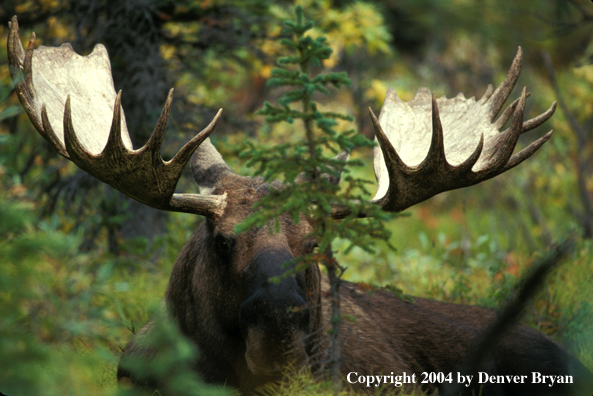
[239, 6, 397, 391]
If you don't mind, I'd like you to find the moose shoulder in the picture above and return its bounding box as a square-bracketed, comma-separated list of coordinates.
[7, 16, 593, 396]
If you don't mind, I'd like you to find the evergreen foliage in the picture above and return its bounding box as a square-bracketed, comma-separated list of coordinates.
[238, 6, 396, 384]
[239, 5, 394, 260]
[117, 305, 231, 396]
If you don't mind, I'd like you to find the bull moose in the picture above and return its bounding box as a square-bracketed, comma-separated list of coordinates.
[7, 15, 593, 396]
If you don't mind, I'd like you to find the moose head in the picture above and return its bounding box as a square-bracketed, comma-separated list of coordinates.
[8, 15, 593, 396]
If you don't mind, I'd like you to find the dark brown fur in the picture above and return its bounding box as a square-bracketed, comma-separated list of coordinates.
[118, 176, 593, 396]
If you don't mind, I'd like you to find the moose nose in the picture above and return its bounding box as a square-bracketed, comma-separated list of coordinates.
[240, 284, 310, 332]
[239, 249, 311, 376]
[240, 249, 311, 334]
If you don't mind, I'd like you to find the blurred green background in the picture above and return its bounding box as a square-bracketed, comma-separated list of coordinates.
[0, 0, 592, 395]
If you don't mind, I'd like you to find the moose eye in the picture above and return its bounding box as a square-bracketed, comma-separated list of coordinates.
[215, 235, 232, 257]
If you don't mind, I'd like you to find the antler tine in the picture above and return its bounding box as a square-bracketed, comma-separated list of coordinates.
[477, 84, 494, 104]
[166, 108, 223, 175]
[7, 17, 25, 81]
[144, 88, 174, 165]
[8, 19, 45, 136]
[521, 101, 557, 134]
[24, 33, 36, 100]
[101, 91, 127, 159]
[421, 93, 448, 171]
[502, 130, 553, 171]
[8, 25, 25, 84]
[488, 47, 523, 121]
[480, 87, 526, 174]
[494, 93, 531, 130]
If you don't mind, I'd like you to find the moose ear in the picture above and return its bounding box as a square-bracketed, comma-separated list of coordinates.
[190, 137, 236, 195]
[295, 150, 350, 185]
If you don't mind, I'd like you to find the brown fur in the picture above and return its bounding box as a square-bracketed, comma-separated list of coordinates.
[118, 175, 593, 396]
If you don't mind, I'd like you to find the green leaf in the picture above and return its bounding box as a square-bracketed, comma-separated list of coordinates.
[0, 106, 22, 122]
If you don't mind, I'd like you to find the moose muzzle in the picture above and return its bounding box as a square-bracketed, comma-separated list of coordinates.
[239, 249, 311, 377]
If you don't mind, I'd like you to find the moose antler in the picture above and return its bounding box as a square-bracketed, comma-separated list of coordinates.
[332, 48, 556, 218]
[7, 16, 227, 218]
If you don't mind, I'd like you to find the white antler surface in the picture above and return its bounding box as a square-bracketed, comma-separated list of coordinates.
[32, 43, 132, 154]
[373, 87, 501, 201]
[377, 88, 497, 167]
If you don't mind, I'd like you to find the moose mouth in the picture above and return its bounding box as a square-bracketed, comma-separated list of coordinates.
[238, 248, 312, 377]
[244, 327, 309, 377]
